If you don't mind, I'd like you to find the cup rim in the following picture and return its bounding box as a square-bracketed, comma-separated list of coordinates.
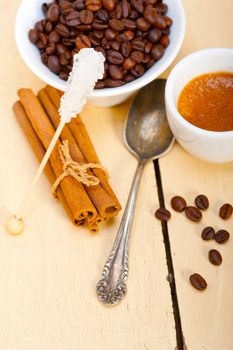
[15, 0, 185, 98]
[165, 47, 233, 137]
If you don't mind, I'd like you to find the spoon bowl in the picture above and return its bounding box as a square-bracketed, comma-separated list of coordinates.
[125, 80, 174, 160]
[96, 79, 174, 306]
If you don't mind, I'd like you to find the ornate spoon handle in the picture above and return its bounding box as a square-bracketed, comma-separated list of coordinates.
[96, 160, 145, 306]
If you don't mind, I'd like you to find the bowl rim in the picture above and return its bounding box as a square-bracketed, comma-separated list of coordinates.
[15, 0, 186, 97]
[165, 47, 233, 137]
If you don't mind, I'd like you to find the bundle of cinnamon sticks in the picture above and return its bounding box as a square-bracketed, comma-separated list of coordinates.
[13, 86, 121, 232]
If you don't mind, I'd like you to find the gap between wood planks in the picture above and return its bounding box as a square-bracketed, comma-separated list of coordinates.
[153, 159, 185, 350]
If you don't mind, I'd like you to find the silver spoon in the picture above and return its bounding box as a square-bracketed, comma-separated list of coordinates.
[96, 79, 174, 306]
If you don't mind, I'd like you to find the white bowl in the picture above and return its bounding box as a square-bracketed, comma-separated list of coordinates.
[15, 0, 185, 107]
[165, 48, 233, 164]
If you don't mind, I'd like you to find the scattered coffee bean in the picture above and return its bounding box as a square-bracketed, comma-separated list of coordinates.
[189, 273, 207, 291]
[201, 226, 215, 241]
[208, 249, 222, 266]
[155, 208, 171, 222]
[29, 0, 172, 87]
[219, 203, 233, 220]
[185, 206, 202, 222]
[171, 196, 186, 212]
[195, 194, 209, 210]
[214, 229, 230, 244]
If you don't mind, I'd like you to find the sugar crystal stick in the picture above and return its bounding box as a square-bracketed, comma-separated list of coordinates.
[5, 48, 105, 235]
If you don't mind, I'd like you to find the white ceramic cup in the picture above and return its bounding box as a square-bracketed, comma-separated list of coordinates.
[165, 48, 233, 163]
[15, 0, 185, 107]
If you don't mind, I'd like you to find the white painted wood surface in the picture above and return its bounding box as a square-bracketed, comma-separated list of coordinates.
[0, 1, 232, 349]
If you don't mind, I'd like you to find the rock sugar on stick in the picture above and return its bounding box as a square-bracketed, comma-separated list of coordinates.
[44, 85, 122, 220]
[5, 48, 105, 235]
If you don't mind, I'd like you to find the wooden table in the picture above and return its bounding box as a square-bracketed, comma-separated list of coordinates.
[0, 1, 232, 349]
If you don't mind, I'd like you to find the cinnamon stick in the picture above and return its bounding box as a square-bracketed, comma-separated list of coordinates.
[18, 88, 97, 224]
[45, 85, 122, 219]
[38, 88, 117, 221]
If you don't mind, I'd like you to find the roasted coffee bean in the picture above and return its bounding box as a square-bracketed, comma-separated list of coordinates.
[45, 20, 53, 33]
[121, 41, 132, 57]
[144, 0, 157, 5]
[85, 0, 102, 11]
[162, 27, 170, 35]
[136, 17, 151, 31]
[29, 29, 39, 44]
[144, 7, 157, 24]
[42, 2, 49, 15]
[122, 0, 130, 18]
[132, 38, 145, 51]
[73, 0, 85, 10]
[171, 196, 186, 212]
[155, 208, 171, 221]
[102, 0, 116, 11]
[34, 20, 44, 33]
[105, 79, 125, 87]
[129, 9, 139, 19]
[56, 43, 67, 55]
[111, 40, 121, 50]
[92, 20, 108, 30]
[121, 18, 136, 30]
[185, 206, 202, 222]
[105, 28, 117, 40]
[151, 44, 164, 60]
[219, 203, 233, 220]
[118, 30, 135, 41]
[209, 249, 222, 266]
[146, 58, 155, 68]
[60, 53, 69, 65]
[131, 63, 144, 77]
[131, 50, 144, 63]
[145, 42, 152, 53]
[214, 230, 230, 244]
[41, 52, 49, 64]
[201, 227, 215, 241]
[107, 50, 124, 64]
[164, 15, 173, 27]
[109, 19, 125, 31]
[38, 32, 48, 48]
[96, 8, 109, 21]
[195, 194, 209, 210]
[155, 14, 167, 29]
[65, 11, 81, 26]
[46, 42, 56, 55]
[189, 273, 207, 291]
[156, 3, 168, 15]
[48, 55, 62, 73]
[47, 4, 60, 22]
[60, 2, 73, 15]
[93, 30, 104, 39]
[101, 37, 111, 49]
[95, 80, 106, 88]
[114, 3, 123, 18]
[80, 9, 94, 24]
[160, 35, 169, 47]
[142, 54, 150, 64]
[56, 23, 70, 37]
[95, 46, 106, 57]
[124, 73, 135, 82]
[123, 57, 136, 70]
[132, 0, 144, 13]
[89, 35, 100, 46]
[59, 70, 69, 80]
[109, 64, 124, 79]
[148, 28, 162, 43]
[75, 35, 91, 49]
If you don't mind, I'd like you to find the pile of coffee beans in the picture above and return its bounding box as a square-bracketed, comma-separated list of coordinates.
[154, 195, 232, 291]
[28, 0, 172, 88]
